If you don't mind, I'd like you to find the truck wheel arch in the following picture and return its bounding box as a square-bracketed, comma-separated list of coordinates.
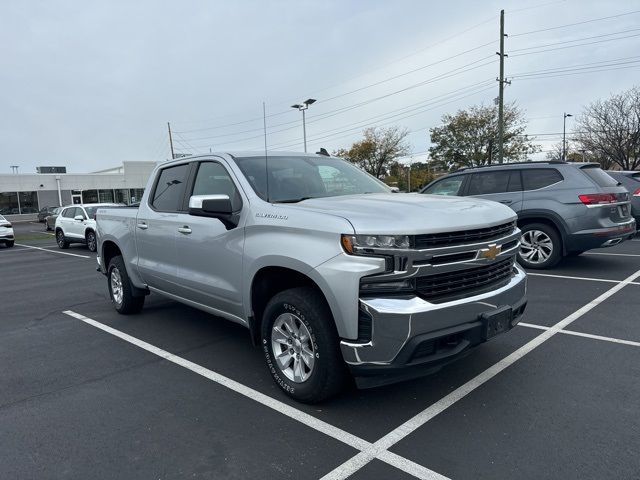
[249, 266, 334, 346]
[102, 240, 122, 270]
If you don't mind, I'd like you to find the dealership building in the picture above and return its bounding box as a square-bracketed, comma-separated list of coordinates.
[0, 161, 158, 220]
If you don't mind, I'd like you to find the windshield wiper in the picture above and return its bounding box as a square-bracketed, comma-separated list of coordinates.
[273, 197, 314, 203]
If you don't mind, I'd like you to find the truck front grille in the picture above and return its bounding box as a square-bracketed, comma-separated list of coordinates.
[414, 221, 516, 249]
[415, 258, 514, 304]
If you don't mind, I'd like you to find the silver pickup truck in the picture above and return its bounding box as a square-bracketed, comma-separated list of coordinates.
[96, 152, 527, 402]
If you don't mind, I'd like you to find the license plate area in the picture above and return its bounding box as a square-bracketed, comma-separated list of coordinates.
[618, 204, 629, 218]
[480, 306, 513, 340]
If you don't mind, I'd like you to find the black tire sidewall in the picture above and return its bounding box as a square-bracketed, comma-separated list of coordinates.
[261, 288, 343, 402]
[56, 230, 68, 249]
[107, 255, 144, 314]
[518, 223, 562, 269]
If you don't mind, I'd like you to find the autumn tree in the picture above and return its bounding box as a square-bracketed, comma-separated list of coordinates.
[573, 86, 640, 171]
[428, 102, 539, 171]
[545, 141, 588, 164]
[335, 126, 411, 178]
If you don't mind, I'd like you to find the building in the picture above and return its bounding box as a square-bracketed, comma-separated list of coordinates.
[0, 161, 157, 220]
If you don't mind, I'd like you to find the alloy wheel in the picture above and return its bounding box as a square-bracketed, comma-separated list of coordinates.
[271, 312, 315, 383]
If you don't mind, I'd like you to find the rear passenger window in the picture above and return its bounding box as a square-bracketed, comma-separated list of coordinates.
[467, 171, 511, 195]
[522, 169, 563, 190]
[151, 164, 190, 211]
[62, 208, 75, 218]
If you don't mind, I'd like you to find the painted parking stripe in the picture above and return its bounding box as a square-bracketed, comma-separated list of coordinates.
[527, 272, 640, 286]
[16, 243, 90, 258]
[29, 230, 55, 236]
[584, 252, 640, 258]
[321, 267, 640, 480]
[519, 322, 640, 348]
[62, 310, 444, 480]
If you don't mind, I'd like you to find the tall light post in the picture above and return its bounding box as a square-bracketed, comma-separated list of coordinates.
[563, 112, 573, 161]
[291, 98, 316, 152]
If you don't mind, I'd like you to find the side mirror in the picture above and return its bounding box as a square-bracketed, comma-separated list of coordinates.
[74, 215, 85, 221]
[189, 194, 232, 215]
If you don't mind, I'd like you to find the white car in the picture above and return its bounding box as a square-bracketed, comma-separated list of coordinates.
[0, 214, 15, 248]
[55, 203, 120, 252]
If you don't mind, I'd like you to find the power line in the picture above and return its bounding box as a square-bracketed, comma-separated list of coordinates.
[510, 9, 640, 37]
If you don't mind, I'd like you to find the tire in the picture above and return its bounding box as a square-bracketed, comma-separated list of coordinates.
[7, 240, 14, 248]
[261, 287, 349, 403]
[107, 255, 145, 314]
[45, 221, 52, 231]
[86, 230, 97, 252]
[56, 230, 70, 249]
[518, 223, 562, 269]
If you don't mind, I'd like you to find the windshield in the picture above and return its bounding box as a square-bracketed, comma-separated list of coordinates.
[233, 155, 390, 202]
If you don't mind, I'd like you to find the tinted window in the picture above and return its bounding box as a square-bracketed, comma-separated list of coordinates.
[151, 164, 190, 211]
[62, 207, 75, 218]
[580, 166, 618, 187]
[467, 171, 511, 195]
[423, 176, 464, 196]
[192, 162, 242, 211]
[522, 169, 563, 190]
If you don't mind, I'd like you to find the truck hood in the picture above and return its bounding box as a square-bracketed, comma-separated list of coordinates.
[285, 193, 516, 235]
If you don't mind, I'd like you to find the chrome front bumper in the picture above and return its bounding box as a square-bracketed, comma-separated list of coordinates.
[340, 264, 527, 367]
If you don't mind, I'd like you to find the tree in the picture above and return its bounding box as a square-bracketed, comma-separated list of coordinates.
[428, 102, 540, 171]
[574, 86, 640, 171]
[335, 126, 411, 178]
[545, 142, 586, 163]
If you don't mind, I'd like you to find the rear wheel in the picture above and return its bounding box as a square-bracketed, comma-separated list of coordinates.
[86, 230, 97, 252]
[261, 287, 349, 403]
[6, 240, 14, 248]
[518, 223, 562, 269]
[45, 220, 52, 231]
[56, 230, 70, 249]
[107, 255, 145, 314]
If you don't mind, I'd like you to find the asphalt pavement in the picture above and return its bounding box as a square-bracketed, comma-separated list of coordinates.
[1, 221, 639, 479]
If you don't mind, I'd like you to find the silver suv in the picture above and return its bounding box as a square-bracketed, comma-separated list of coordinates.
[421, 161, 636, 269]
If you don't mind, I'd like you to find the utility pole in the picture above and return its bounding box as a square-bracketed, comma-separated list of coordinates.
[496, 9, 510, 164]
[407, 156, 413, 192]
[488, 138, 493, 164]
[167, 122, 175, 160]
[562, 112, 573, 161]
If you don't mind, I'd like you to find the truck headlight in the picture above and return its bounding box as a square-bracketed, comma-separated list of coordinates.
[341, 234, 410, 254]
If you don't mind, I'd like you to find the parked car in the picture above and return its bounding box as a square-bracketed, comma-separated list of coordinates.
[38, 206, 59, 222]
[420, 161, 636, 269]
[55, 203, 119, 252]
[606, 170, 640, 226]
[44, 207, 62, 231]
[0, 214, 15, 248]
[95, 152, 527, 402]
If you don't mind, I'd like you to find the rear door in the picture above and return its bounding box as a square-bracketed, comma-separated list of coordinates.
[135, 162, 192, 292]
[59, 207, 79, 237]
[465, 170, 524, 212]
[173, 159, 246, 319]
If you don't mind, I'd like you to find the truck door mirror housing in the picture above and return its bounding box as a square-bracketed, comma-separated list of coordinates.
[188, 194, 238, 229]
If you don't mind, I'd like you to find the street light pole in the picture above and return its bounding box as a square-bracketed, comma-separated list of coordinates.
[291, 99, 316, 152]
[563, 112, 572, 161]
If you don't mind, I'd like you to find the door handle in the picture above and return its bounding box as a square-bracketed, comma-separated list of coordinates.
[178, 226, 192, 234]
[137, 222, 148, 230]
[499, 200, 513, 205]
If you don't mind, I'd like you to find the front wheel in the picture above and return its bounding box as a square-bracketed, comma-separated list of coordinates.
[6, 240, 14, 248]
[261, 287, 349, 403]
[107, 255, 145, 314]
[518, 223, 562, 269]
[56, 230, 70, 249]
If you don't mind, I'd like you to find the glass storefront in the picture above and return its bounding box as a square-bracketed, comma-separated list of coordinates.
[129, 189, 145, 204]
[98, 190, 114, 203]
[18, 191, 39, 214]
[0, 192, 19, 215]
[0, 191, 40, 214]
[82, 190, 99, 203]
[114, 188, 130, 204]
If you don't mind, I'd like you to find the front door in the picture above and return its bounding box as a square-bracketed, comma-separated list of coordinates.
[175, 159, 246, 320]
[466, 170, 524, 214]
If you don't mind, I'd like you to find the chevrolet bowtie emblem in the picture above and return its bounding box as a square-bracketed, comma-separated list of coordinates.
[480, 243, 502, 260]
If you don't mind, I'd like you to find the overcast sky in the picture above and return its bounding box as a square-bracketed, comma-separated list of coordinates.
[2, 0, 640, 173]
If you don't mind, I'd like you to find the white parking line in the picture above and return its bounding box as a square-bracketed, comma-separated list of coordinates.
[527, 272, 640, 286]
[584, 252, 640, 258]
[519, 322, 640, 348]
[320, 266, 640, 480]
[30, 230, 55, 236]
[16, 244, 90, 258]
[62, 310, 445, 480]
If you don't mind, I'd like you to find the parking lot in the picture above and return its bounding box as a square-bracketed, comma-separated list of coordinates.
[1, 221, 639, 480]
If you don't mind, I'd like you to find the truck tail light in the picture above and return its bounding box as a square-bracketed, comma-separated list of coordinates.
[578, 193, 618, 205]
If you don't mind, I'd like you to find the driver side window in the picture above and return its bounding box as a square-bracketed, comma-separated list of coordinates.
[424, 176, 464, 196]
[192, 162, 242, 211]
